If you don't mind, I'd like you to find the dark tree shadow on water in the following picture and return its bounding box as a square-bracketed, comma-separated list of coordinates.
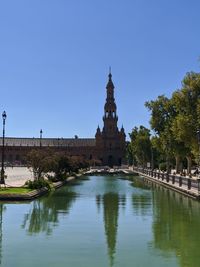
[150, 185, 200, 267]
[22, 188, 78, 235]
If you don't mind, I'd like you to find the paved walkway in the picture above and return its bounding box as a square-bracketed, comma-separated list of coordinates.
[3, 167, 34, 187]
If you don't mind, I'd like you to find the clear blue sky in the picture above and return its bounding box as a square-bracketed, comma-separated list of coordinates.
[0, 0, 200, 138]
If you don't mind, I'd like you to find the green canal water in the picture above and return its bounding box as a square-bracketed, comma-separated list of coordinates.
[0, 175, 200, 267]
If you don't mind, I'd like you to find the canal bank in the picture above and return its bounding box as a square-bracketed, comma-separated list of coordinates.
[133, 167, 200, 200]
[0, 173, 84, 201]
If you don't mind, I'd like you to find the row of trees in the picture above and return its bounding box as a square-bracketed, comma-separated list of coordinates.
[26, 149, 90, 182]
[128, 72, 200, 174]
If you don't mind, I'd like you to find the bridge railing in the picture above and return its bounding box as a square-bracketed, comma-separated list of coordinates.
[133, 167, 200, 194]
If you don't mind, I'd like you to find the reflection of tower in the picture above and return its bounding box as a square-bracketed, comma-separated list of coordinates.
[95, 71, 126, 166]
[96, 194, 101, 213]
[100, 193, 119, 267]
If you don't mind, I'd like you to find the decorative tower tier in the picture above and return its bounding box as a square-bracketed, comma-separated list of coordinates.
[95, 71, 126, 167]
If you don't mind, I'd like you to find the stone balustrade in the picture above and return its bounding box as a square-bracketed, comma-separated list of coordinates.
[133, 167, 200, 199]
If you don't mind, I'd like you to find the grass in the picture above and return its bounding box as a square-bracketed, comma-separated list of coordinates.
[0, 187, 33, 194]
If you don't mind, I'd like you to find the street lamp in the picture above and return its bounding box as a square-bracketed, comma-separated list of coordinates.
[40, 129, 43, 148]
[1, 111, 7, 185]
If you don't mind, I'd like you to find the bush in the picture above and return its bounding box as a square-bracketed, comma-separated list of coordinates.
[58, 173, 68, 181]
[159, 162, 167, 171]
[25, 178, 51, 190]
[70, 172, 77, 177]
[46, 174, 58, 182]
[47, 173, 68, 182]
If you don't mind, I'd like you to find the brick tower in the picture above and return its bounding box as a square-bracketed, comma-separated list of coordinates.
[95, 71, 126, 167]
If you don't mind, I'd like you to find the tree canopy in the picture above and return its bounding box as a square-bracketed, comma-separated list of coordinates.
[128, 71, 200, 174]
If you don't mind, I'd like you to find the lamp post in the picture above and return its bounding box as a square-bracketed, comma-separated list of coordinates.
[57, 138, 60, 148]
[1, 111, 7, 185]
[40, 129, 43, 148]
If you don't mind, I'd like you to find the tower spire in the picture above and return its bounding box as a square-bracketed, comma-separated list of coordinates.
[108, 66, 112, 80]
[103, 71, 118, 133]
[95, 72, 126, 167]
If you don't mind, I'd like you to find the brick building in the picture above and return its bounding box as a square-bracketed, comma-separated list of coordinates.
[0, 72, 126, 167]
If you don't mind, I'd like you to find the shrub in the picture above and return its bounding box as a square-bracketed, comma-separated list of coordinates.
[25, 178, 51, 190]
[50, 173, 68, 182]
[46, 174, 58, 182]
[159, 162, 167, 171]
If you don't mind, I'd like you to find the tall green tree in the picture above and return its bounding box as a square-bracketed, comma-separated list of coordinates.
[26, 149, 53, 180]
[145, 96, 176, 172]
[145, 94, 193, 173]
[129, 126, 151, 167]
[126, 141, 134, 165]
[145, 72, 200, 174]
[171, 72, 200, 173]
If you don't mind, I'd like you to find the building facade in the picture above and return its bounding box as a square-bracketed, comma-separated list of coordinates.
[0, 72, 126, 167]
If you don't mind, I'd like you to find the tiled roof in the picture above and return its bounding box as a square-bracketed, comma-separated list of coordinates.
[0, 137, 96, 147]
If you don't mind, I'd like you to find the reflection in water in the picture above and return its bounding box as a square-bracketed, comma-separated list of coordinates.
[22, 189, 77, 235]
[131, 177, 152, 217]
[132, 193, 152, 217]
[151, 184, 200, 267]
[0, 204, 5, 265]
[131, 177, 151, 190]
[120, 195, 126, 209]
[96, 192, 125, 267]
[3, 175, 200, 267]
[96, 194, 101, 214]
[103, 193, 119, 267]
